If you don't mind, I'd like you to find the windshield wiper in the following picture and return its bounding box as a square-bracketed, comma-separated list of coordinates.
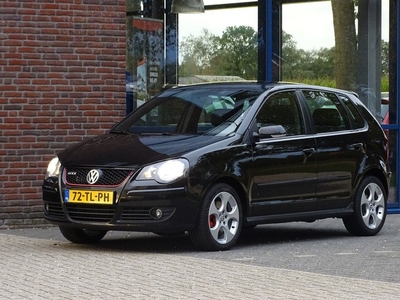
[110, 130, 136, 135]
[138, 132, 173, 136]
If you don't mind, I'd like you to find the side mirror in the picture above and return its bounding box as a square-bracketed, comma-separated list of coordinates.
[253, 125, 287, 141]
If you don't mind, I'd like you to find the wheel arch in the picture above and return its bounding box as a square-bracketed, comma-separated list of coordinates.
[189, 176, 247, 250]
[205, 176, 249, 218]
[356, 168, 389, 199]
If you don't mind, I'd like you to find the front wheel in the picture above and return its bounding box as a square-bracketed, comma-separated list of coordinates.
[343, 176, 387, 236]
[59, 226, 107, 244]
[190, 183, 242, 251]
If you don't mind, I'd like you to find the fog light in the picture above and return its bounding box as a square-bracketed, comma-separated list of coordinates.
[150, 208, 163, 219]
[44, 203, 49, 213]
[155, 209, 163, 218]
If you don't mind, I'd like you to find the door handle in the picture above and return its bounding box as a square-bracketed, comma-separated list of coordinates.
[303, 148, 316, 156]
[351, 142, 365, 152]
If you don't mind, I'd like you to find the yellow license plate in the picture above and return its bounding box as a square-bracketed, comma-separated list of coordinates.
[65, 189, 114, 205]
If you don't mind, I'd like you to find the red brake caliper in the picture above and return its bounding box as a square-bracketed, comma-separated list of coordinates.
[209, 214, 216, 228]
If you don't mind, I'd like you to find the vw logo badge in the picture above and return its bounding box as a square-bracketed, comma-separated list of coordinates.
[87, 169, 101, 184]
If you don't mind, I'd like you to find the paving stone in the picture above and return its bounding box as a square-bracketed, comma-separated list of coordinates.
[1, 216, 400, 299]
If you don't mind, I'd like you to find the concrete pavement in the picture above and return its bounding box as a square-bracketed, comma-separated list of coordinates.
[1, 215, 400, 299]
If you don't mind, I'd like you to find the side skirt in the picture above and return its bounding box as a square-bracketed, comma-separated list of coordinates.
[245, 207, 354, 226]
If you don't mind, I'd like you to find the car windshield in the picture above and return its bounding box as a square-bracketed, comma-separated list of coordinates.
[111, 86, 263, 136]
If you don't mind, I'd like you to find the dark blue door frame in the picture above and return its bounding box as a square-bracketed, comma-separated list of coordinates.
[384, 0, 400, 213]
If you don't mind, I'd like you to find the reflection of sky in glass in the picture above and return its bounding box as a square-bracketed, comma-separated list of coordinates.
[203, 0, 255, 4]
[283, 2, 334, 50]
[178, 7, 257, 41]
[179, 0, 389, 51]
[283, 0, 389, 50]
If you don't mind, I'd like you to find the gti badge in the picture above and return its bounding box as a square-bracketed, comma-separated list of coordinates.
[87, 169, 102, 184]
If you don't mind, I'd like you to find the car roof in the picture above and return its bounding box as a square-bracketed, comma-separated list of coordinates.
[166, 81, 355, 96]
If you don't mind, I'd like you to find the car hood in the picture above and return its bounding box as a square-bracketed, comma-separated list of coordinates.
[58, 133, 228, 167]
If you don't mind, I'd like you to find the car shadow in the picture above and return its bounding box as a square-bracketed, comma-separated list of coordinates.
[58, 232, 195, 253]
[236, 223, 350, 248]
[53, 221, 351, 253]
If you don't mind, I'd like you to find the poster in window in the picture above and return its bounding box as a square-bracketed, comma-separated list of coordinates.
[133, 17, 164, 101]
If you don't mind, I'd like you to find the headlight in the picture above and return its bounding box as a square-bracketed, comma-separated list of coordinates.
[136, 159, 188, 184]
[45, 157, 61, 179]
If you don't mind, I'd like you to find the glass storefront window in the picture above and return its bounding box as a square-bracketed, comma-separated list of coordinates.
[281, 1, 390, 120]
[178, 1, 257, 83]
[125, 0, 399, 207]
[126, 0, 165, 113]
[281, 0, 397, 207]
[281, 1, 334, 83]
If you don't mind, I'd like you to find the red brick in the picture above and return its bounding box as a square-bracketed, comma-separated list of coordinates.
[1, 0, 126, 227]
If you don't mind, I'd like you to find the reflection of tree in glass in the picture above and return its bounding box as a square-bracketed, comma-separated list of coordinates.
[180, 26, 257, 79]
[179, 4, 389, 91]
[331, 0, 357, 90]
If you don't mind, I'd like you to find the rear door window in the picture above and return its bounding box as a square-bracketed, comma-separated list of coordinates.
[302, 90, 350, 133]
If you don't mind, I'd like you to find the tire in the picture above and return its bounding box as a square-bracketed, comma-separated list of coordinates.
[190, 183, 242, 251]
[59, 226, 107, 244]
[343, 176, 387, 236]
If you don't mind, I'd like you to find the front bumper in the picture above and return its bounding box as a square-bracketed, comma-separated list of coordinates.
[42, 177, 199, 233]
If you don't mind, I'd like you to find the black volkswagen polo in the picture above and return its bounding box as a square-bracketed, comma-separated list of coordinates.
[43, 82, 390, 251]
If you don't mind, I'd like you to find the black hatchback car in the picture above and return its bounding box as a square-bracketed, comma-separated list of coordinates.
[43, 82, 390, 251]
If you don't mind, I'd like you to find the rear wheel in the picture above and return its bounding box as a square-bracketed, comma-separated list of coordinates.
[190, 183, 242, 251]
[343, 176, 387, 236]
[59, 226, 107, 244]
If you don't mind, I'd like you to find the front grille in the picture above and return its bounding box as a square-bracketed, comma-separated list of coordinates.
[64, 168, 133, 186]
[66, 204, 115, 222]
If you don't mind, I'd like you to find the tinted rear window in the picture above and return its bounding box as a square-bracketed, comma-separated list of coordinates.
[302, 90, 351, 133]
[338, 95, 365, 129]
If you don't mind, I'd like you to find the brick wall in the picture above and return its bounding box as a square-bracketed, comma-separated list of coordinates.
[0, 0, 127, 228]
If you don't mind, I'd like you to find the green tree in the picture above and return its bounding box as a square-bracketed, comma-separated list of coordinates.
[281, 31, 335, 81]
[281, 31, 304, 79]
[311, 47, 335, 78]
[179, 27, 338, 83]
[179, 29, 219, 76]
[216, 26, 258, 79]
[179, 26, 258, 79]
